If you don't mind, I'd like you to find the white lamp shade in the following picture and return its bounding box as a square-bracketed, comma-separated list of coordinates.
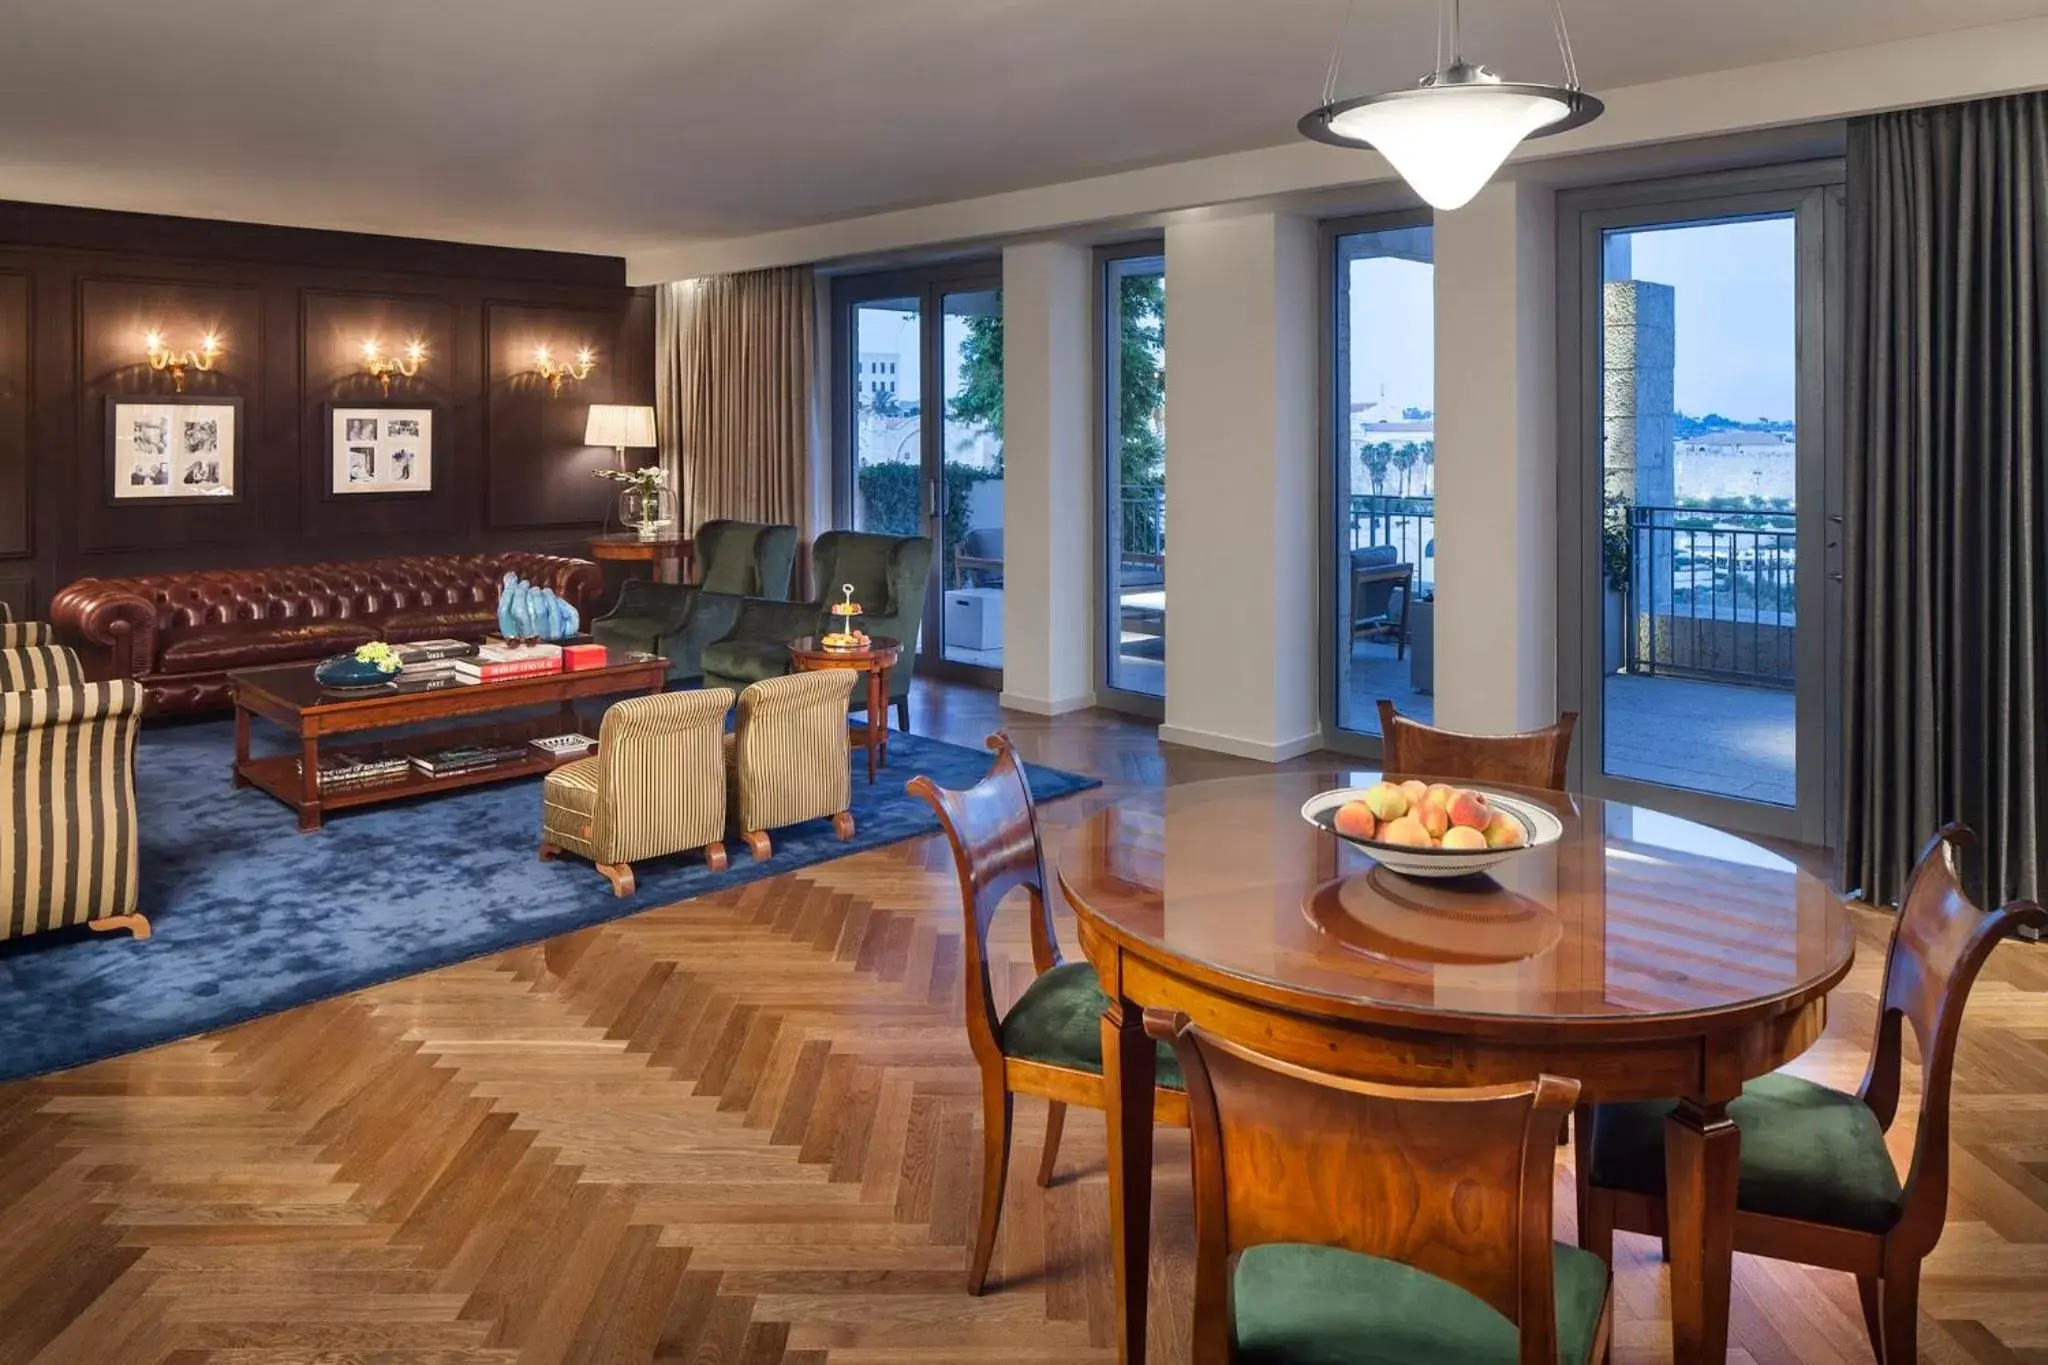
[584, 403, 658, 449]
[1329, 86, 1572, 210]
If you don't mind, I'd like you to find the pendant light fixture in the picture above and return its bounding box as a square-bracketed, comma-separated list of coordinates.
[1299, 0, 1602, 211]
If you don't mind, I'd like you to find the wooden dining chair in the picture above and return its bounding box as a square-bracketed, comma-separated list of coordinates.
[1377, 700, 1578, 791]
[1147, 1009, 1612, 1365]
[909, 733, 1188, 1295]
[1577, 824, 2046, 1365]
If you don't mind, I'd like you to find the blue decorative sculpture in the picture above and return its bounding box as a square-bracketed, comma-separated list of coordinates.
[495, 572, 579, 643]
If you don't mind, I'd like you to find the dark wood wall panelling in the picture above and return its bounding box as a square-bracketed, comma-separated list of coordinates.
[0, 199, 655, 618]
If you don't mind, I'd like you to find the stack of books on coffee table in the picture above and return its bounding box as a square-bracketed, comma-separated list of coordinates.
[453, 643, 563, 684]
[394, 639, 478, 685]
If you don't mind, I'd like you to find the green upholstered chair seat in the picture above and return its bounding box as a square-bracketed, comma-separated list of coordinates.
[1589, 1072, 1905, 1233]
[1231, 1241, 1609, 1365]
[701, 638, 795, 686]
[997, 962, 1182, 1088]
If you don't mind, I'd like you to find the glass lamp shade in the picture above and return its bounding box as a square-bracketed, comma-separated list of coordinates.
[1326, 85, 1574, 210]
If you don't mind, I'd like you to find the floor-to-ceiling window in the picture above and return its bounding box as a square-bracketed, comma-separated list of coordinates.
[1325, 215, 1435, 745]
[1559, 166, 1842, 844]
[834, 265, 1004, 683]
[1100, 247, 1167, 706]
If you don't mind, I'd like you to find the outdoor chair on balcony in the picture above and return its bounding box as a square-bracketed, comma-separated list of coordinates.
[1350, 544, 1415, 658]
[954, 526, 1003, 588]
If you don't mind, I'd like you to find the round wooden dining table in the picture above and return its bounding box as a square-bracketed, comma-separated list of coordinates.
[1054, 771, 1856, 1365]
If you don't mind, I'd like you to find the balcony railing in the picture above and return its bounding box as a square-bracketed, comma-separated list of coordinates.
[1626, 506, 1796, 687]
[1116, 483, 1166, 558]
[1343, 495, 1797, 688]
[1349, 495, 1435, 589]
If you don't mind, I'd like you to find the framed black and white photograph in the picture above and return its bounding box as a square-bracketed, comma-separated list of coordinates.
[106, 396, 241, 504]
[326, 402, 435, 496]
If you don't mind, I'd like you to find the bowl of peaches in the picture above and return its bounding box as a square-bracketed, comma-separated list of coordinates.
[1300, 777, 1563, 880]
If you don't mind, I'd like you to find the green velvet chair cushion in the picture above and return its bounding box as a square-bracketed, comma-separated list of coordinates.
[699, 638, 793, 687]
[1588, 1072, 1905, 1234]
[997, 962, 1182, 1088]
[1232, 1241, 1609, 1365]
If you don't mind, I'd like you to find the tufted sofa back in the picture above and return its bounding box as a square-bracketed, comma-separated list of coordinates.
[50, 550, 604, 715]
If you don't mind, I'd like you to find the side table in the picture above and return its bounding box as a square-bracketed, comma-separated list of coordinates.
[788, 635, 901, 783]
[588, 533, 693, 586]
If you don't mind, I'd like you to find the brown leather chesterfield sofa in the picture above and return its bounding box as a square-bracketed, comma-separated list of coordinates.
[51, 552, 605, 716]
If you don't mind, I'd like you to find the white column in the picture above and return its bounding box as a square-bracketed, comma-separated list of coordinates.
[1159, 213, 1320, 760]
[999, 241, 1096, 715]
[1431, 179, 1559, 733]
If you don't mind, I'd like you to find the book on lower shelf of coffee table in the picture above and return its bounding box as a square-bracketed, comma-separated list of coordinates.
[298, 752, 414, 792]
[408, 743, 531, 778]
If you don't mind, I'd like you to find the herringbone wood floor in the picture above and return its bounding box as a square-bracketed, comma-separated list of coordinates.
[3, 681, 2045, 1364]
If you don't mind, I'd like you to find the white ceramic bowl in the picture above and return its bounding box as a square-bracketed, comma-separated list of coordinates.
[1300, 785, 1564, 880]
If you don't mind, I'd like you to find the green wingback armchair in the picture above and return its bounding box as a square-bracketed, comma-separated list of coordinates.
[591, 520, 799, 680]
[700, 530, 933, 732]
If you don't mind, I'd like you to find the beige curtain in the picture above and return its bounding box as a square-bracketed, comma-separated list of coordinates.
[655, 266, 814, 535]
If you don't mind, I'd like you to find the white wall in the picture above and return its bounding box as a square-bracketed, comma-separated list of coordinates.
[999, 241, 1097, 715]
[1159, 213, 1321, 760]
[1432, 182, 1559, 734]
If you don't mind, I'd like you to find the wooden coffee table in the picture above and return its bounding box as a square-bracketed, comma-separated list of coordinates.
[788, 635, 901, 784]
[229, 649, 668, 831]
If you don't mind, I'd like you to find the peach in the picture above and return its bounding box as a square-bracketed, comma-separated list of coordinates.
[1398, 779, 1430, 806]
[1447, 789, 1493, 830]
[1483, 810, 1528, 849]
[1425, 783, 1458, 808]
[1415, 798, 1451, 839]
[1380, 815, 1433, 848]
[1361, 782, 1409, 821]
[1441, 825, 1488, 851]
[1332, 800, 1378, 841]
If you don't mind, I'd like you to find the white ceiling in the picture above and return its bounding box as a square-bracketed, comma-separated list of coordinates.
[1, 0, 2043, 260]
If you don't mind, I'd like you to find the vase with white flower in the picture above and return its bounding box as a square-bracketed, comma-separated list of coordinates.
[594, 465, 676, 541]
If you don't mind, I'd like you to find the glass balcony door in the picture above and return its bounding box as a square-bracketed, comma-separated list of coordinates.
[1101, 248, 1167, 710]
[834, 265, 1004, 685]
[1559, 169, 1843, 845]
[1325, 215, 1435, 749]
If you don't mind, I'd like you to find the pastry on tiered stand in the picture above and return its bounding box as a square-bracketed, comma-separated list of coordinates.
[820, 583, 871, 651]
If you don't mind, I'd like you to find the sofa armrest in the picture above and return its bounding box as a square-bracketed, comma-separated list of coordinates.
[49, 580, 158, 680]
[529, 556, 607, 621]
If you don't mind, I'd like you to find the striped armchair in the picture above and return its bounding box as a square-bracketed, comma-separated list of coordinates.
[1, 680, 150, 942]
[727, 671, 857, 861]
[0, 644, 85, 692]
[539, 687, 736, 897]
[0, 602, 53, 649]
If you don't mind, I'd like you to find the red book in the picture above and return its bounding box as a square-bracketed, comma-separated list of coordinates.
[562, 643, 608, 671]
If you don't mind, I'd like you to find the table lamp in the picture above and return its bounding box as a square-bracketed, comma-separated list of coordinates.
[584, 404, 658, 468]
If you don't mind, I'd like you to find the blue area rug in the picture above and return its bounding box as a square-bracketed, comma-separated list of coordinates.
[0, 717, 1097, 1082]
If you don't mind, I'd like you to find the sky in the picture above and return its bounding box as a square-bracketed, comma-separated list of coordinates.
[1342, 212, 1799, 426]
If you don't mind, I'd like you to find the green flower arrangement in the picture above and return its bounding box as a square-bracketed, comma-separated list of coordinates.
[354, 641, 403, 674]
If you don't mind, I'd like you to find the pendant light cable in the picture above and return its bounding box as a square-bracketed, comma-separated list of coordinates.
[1549, 0, 1581, 89]
[1321, 0, 1362, 109]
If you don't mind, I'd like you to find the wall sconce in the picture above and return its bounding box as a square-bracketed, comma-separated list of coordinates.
[361, 338, 427, 396]
[144, 328, 221, 393]
[533, 343, 595, 398]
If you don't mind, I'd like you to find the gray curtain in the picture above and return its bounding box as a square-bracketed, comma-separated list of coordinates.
[654, 267, 813, 536]
[1843, 94, 2048, 909]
